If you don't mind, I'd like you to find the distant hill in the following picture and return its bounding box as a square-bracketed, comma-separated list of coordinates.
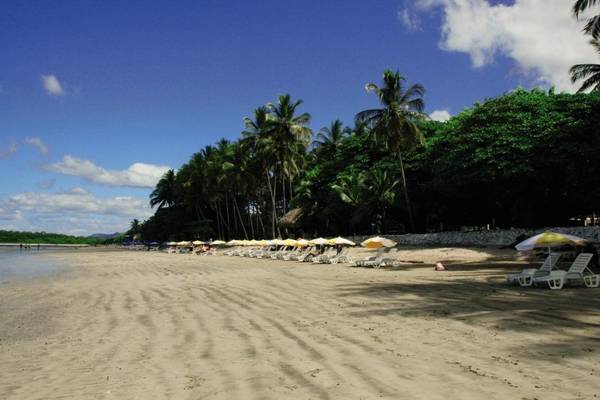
[0, 230, 103, 245]
[87, 232, 122, 240]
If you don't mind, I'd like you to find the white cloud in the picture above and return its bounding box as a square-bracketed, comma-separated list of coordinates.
[398, 6, 422, 31]
[0, 138, 18, 159]
[412, 0, 598, 91]
[40, 74, 65, 96]
[0, 188, 153, 235]
[24, 137, 49, 154]
[429, 109, 451, 121]
[45, 155, 171, 188]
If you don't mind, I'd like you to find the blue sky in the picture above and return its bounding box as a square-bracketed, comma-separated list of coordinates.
[0, 0, 594, 235]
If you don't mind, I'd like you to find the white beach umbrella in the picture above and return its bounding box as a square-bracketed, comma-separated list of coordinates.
[226, 239, 238, 246]
[328, 236, 356, 246]
[177, 241, 192, 247]
[192, 240, 205, 246]
[310, 237, 329, 246]
[167, 241, 177, 246]
[211, 240, 227, 246]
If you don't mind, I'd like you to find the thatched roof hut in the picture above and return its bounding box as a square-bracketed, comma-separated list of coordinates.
[279, 208, 303, 228]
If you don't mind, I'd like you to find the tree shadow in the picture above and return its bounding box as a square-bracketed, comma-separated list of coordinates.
[335, 274, 600, 360]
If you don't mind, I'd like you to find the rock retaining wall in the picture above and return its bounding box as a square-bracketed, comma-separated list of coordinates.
[349, 226, 600, 248]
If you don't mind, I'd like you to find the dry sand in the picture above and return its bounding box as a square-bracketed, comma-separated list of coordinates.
[1, 247, 600, 399]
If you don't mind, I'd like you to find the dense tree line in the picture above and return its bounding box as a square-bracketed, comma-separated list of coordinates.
[138, 84, 600, 242]
[0, 230, 102, 245]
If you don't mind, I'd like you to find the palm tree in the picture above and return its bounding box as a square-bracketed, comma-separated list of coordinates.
[573, 0, 600, 38]
[356, 69, 426, 231]
[150, 169, 177, 209]
[571, 39, 600, 92]
[365, 168, 401, 233]
[312, 119, 349, 149]
[266, 94, 312, 216]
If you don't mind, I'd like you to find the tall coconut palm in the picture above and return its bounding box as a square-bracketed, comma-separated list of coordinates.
[355, 69, 426, 232]
[242, 106, 280, 237]
[574, 0, 600, 38]
[570, 39, 600, 92]
[312, 119, 349, 149]
[266, 94, 312, 216]
[150, 169, 177, 209]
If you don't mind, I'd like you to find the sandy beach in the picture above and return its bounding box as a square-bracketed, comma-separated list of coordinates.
[2, 248, 600, 399]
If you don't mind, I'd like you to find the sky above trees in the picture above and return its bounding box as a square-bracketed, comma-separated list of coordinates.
[0, 0, 594, 235]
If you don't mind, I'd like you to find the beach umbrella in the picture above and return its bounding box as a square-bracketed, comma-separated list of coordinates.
[226, 239, 238, 246]
[192, 240, 205, 246]
[309, 237, 329, 246]
[296, 238, 309, 247]
[177, 241, 192, 247]
[515, 231, 586, 252]
[167, 241, 177, 246]
[210, 240, 227, 246]
[258, 240, 270, 246]
[328, 236, 356, 246]
[361, 236, 397, 249]
[272, 238, 285, 246]
[283, 238, 298, 247]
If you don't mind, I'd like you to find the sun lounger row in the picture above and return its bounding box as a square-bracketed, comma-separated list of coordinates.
[507, 253, 599, 289]
[222, 245, 355, 264]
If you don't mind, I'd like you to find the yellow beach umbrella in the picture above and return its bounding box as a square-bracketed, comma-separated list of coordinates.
[328, 236, 356, 246]
[361, 236, 397, 249]
[283, 238, 298, 247]
[515, 231, 586, 252]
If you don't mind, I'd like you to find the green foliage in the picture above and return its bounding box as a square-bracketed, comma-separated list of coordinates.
[0, 230, 102, 245]
[139, 85, 600, 240]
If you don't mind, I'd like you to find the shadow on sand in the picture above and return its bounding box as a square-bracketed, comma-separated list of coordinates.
[337, 259, 600, 360]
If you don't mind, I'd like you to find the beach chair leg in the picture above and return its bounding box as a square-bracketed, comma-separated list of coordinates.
[547, 278, 564, 290]
[518, 276, 532, 287]
[583, 275, 600, 288]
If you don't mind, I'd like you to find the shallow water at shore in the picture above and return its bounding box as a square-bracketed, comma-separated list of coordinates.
[0, 248, 69, 282]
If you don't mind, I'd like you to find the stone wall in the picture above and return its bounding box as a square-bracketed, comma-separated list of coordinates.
[349, 226, 600, 248]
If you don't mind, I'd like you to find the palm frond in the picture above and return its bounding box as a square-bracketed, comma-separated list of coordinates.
[574, 0, 600, 16]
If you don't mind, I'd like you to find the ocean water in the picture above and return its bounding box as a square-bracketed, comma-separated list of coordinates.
[0, 248, 69, 282]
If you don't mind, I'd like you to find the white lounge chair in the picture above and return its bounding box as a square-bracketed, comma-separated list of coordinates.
[506, 253, 561, 286]
[533, 253, 598, 289]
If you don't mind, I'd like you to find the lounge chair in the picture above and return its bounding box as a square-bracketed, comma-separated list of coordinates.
[312, 248, 337, 264]
[533, 253, 598, 289]
[506, 253, 561, 286]
[329, 248, 352, 264]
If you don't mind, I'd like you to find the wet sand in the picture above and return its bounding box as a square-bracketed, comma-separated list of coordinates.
[1, 248, 600, 399]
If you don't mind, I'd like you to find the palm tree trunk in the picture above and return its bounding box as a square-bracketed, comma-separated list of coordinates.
[233, 196, 248, 239]
[398, 152, 416, 232]
[265, 170, 277, 237]
[281, 172, 287, 214]
[248, 200, 255, 238]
